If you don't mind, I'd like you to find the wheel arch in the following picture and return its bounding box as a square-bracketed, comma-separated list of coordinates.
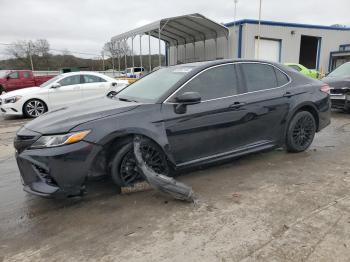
[91, 128, 176, 175]
[284, 102, 320, 141]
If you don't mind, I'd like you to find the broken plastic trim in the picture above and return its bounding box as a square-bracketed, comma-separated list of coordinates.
[133, 136, 195, 202]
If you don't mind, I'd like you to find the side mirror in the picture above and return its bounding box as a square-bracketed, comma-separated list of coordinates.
[6, 75, 10, 80]
[112, 82, 118, 87]
[175, 92, 201, 104]
[51, 83, 61, 89]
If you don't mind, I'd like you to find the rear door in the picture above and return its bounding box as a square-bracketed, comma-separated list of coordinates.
[81, 74, 109, 100]
[235, 62, 291, 144]
[48, 75, 82, 109]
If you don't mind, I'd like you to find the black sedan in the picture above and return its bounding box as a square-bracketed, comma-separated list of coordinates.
[14, 59, 331, 198]
[322, 62, 350, 112]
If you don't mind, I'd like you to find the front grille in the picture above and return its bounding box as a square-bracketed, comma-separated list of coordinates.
[33, 164, 57, 186]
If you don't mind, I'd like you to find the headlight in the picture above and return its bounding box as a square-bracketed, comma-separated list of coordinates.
[31, 130, 90, 149]
[5, 96, 22, 104]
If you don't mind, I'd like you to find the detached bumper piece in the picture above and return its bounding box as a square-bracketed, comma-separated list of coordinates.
[133, 136, 195, 202]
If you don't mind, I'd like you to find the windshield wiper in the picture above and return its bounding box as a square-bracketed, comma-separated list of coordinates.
[118, 97, 138, 103]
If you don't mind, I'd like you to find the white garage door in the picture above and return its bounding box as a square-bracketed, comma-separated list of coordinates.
[254, 38, 281, 62]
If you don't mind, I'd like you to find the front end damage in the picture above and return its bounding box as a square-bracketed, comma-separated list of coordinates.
[14, 128, 103, 198]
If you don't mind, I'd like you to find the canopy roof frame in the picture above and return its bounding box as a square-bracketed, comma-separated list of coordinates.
[111, 13, 230, 69]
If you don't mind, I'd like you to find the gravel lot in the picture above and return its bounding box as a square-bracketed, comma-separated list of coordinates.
[0, 112, 350, 262]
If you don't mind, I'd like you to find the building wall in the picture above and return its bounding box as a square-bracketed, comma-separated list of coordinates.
[168, 21, 350, 73]
[240, 23, 350, 71]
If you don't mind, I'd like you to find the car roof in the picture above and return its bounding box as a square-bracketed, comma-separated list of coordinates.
[171, 59, 283, 71]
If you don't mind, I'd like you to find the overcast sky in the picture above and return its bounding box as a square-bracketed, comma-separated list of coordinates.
[0, 0, 349, 59]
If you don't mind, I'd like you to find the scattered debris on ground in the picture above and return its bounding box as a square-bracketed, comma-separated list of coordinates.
[133, 135, 195, 203]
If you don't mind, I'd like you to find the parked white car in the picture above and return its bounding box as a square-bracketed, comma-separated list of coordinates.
[0, 71, 128, 118]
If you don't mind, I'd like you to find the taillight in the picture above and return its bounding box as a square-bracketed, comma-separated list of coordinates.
[321, 84, 331, 94]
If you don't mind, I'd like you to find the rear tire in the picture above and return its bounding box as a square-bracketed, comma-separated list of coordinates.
[286, 111, 316, 153]
[110, 138, 169, 187]
[23, 99, 48, 118]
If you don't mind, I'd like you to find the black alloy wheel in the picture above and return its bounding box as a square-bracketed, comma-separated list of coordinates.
[286, 111, 316, 152]
[111, 139, 169, 187]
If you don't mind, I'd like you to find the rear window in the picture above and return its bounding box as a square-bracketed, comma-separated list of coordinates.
[275, 68, 289, 86]
[241, 63, 278, 92]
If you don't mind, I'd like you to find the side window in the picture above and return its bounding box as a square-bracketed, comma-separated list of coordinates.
[82, 75, 106, 84]
[58, 75, 81, 86]
[177, 64, 240, 101]
[240, 63, 278, 92]
[8, 72, 19, 79]
[23, 72, 30, 78]
[275, 68, 290, 86]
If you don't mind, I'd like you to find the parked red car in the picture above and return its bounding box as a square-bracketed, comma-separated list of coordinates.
[0, 70, 56, 93]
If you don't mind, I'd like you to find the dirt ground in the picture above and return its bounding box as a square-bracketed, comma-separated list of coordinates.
[0, 111, 350, 262]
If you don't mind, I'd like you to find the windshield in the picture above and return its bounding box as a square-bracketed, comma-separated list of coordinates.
[40, 75, 62, 88]
[115, 66, 194, 103]
[0, 70, 9, 78]
[328, 63, 350, 77]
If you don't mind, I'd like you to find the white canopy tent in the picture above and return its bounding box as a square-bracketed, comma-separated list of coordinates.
[111, 13, 229, 70]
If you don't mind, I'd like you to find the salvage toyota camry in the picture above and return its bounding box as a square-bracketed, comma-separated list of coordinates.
[14, 59, 331, 198]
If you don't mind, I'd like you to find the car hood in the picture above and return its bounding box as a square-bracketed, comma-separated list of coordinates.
[24, 97, 140, 134]
[0, 86, 42, 98]
[322, 76, 350, 89]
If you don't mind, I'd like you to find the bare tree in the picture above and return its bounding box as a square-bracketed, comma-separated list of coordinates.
[6, 39, 51, 70]
[103, 39, 131, 71]
[34, 39, 50, 57]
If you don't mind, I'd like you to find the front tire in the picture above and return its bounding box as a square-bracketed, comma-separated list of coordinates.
[286, 111, 316, 153]
[23, 99, 48, 118]
[0, 85, 5, 95]
[110, 138, 169, 187]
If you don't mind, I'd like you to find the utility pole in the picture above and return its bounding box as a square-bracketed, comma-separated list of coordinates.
[28, 42, 34, 71]
[101, 51, 105, 71]
[256, 0, 262, 59]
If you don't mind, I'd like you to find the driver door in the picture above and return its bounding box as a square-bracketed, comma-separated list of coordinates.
[161, 64, 248, 165]
[48, 75, 82, 109]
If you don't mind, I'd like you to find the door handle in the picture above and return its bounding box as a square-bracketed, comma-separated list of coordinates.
[229, 101, 246, 108]
[283, 91, 293, 98]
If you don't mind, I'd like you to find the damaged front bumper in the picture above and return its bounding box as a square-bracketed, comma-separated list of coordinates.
[15, 140, 103, 198]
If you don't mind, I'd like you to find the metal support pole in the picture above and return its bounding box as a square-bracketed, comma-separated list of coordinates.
[118, 54, 120, 73]
[148, 32, 151, 71]
[215, 38, 218, 59]
[203, 40, 206, 61]
[139, 35, 143, 68]
[257, 0, 262, 59]
[131, 37, 135, 68]
[176, 44, 179, 64]
[158, 27, 161, 67]
[184, 42, 187, 63]
[124, 39, 127, 71]
[193, 42, 196, 62]
[226, 36, 229, 58]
